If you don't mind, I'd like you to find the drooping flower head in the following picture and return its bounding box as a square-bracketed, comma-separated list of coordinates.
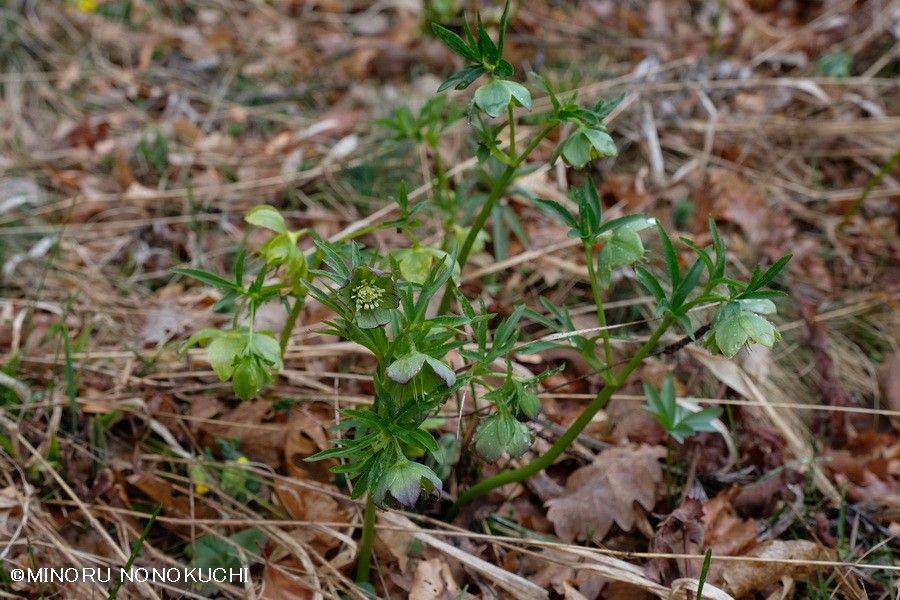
[372, 458, 442, 507]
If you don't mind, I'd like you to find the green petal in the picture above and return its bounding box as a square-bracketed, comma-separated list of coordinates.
[387, 351, 427, 384]
[740, 312, 778, 348]
[583, 128, 617, 157]
[424, 356, 457, 387]
[245, 205, 288, 233]
[501, 80, 532, 110]
[207, 334, 245, 381]
[561, 132, 592, 168]
[714, 313, 750, 358]
[474, 79, 512, 118]
[355, 308, 393, 329]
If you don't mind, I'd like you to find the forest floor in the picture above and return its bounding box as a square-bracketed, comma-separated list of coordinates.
[0, 1, 899, 599]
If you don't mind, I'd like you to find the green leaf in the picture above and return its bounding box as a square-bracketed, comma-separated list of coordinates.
[431, 23, 480, 62]
[437, 65, 487, 93]
[172, 267, 240, 292]
[592, 94, 624, 121]
[497, 0, 511, 56]
[207, 334, 245, 381]
[494, 59, 513, 77]
[671, 258, 704, 309]
[751, 254, 792, 290]
[245, 205, 288, 233]
[387, 351, 427, 384]
[501, 80, 532, 110]
[475, 13, 498, 64]
[635, 265, 666, 303]
[533, 198, 577, 229]
[582, 128, 617, 157]
[656, 222, 680, 288]
[474, 79, 512, 118]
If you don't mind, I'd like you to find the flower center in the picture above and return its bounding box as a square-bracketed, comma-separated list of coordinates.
[353, 282, 384, 311]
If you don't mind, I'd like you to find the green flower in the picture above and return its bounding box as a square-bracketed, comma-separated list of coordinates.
[386, 350, 456, 387]
[245, 205, 307, 288]
[473, 414, 531, 462]
[705, 299, 781, 358]
[203, 328, 282, 399]
[342, 266, 399, 329]
[372, 458, 442, 507]
[560, 127, 617, 169]
[395, 247, 460, 285]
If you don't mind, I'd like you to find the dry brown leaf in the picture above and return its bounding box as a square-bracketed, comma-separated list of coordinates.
[261, 562, 313, 600]
[647, 497, 704, 585]
[546, 445, 665, 543]
[703, 487, 758, 557]
[409, 558, 460, 600]
[720, 540, 833, 598]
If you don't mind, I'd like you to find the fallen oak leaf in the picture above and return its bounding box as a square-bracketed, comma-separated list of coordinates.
[546, 445, 665, 543]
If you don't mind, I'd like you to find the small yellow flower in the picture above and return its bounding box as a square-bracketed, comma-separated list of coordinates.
[237, 456, 249, 464]
[194, 483, 210, 495]
[76, 0, 98, 12]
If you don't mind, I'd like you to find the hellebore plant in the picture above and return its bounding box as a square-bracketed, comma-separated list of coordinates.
[176, 0, 793, 589]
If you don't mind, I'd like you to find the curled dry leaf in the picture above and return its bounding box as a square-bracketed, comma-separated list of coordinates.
[546, 445, 665, 543]
[409, 558, 460, 600]
[720, 540, 834, 598]
[647, 497, 704, 585]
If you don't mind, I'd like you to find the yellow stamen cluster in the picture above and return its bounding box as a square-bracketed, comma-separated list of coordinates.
[353, 282, 384, 311]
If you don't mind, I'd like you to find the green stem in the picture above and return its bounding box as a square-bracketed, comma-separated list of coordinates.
[279, 295, 305, 356]
[583, 242, 614, 380]
[355, 495, 378, 584]
[450, 314, 675, 516]
[437, 122, 555, 314]
[507, 104, 516, 159]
